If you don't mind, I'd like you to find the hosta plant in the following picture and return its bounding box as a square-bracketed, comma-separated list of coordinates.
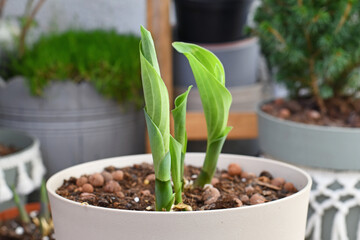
[140, 26, 232, 211]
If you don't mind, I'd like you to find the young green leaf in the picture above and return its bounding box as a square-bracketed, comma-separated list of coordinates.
[140, 26, 173, 211]
[171, 86, 192, 202]
[169, 136, 183, 204]
[173, 42, 232, 187]
[11, 186, 30, 224]
[40, 180, 50, 221]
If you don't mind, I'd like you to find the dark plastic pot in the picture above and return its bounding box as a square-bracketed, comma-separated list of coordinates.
[174, 0, 254, 43]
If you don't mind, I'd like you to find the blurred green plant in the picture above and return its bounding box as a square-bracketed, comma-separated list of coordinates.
[252, 0, 360, 113]
[8, 29, 143, 106]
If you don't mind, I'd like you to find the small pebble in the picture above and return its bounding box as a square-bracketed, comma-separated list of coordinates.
[307, 110, 321, 120]
[67, 184, 76, 191]
[116, 192, 125, 198]
[279, 108, 291, 118]
[15, 226, 24, 235]
[241, 171, 256, 179]
[202, 187, 220, 205]
[220, 173, 232, 179]
[89, 173, 104, 187]
[228, 163, 242, 176]
[29, 210, 38, 218]
[141, 190, 151, 196]
[284, 182, 297, 192]
[274, 98, 284, 105]
[258, 176, 271, 184]
[80, 193, 96, 201]
[42, 236, 49, 240]
[245, 186, 254, 196]
[145, 174, 156, 182]
[211, 177, 219, 185]
[101, 171, 113, 182]
[82, 183, 94, 193]
[233, 198, 243, 207]
[191, 174, 198, 179]
[104, 180, 121, 193]
[144, 179, 150, 185]
[134, 197, 140, 202]
[240, 195, 250, 204]
[261, 104, 274, 112]
[250, 193, 266, 205]
[76, 176, 88, 187]
[112, 170, 124, 181]
[271, 177, 285, 188]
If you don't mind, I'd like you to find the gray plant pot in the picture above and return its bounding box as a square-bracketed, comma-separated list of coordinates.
[258, 102, 360, 240]
[0, 77, 145, 177]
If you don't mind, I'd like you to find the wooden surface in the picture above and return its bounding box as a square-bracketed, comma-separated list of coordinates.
[146, 0, 173, 103]
[185, 112, 258, 140]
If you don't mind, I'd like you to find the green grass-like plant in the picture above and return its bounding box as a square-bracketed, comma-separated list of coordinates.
[8, 29, 143, 106]
[140, 26, 232, 211]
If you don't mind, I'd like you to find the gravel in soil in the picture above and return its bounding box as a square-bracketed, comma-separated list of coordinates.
[56, 162, 298, 211]
[261, 97, 360, 128]
[0, 212, 54, 240]
[0, 144, 17, 156]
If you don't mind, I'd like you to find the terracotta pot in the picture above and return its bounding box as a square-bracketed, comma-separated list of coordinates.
[47, 153, 311, 240]
[0, 202, 40, 221]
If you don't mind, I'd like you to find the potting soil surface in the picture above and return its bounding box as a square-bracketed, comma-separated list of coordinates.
[261, 97, 360, 127]
[56, 162, 297, 211]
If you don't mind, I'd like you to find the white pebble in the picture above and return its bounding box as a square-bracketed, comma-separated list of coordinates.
[241, 178, 247, 182]
[134, 197, 140, 202]
[191, 174, 198, 178]
[29, 210, 38, 218]
[42, 236, 49, 240]
[15, 226, 24, 235]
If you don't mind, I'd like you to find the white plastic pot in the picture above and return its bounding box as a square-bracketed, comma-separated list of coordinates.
[47, 153, 312, 240]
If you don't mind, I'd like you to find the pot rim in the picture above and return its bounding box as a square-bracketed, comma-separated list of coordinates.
[257, 100, 360, 133]
[0, 128, 38, 162]
[47, 153, 312, 215]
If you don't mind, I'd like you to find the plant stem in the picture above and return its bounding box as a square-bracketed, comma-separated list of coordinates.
[304, 28, 326, 113]
[335, 1, 352, 34]
[18, 0, 46, 57]
[11, 186, 30, 224]
[309, 57, 326, 114]
[40, 180, 50, 221]
[195, 132, 229, 187]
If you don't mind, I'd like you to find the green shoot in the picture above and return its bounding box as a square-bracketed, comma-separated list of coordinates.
[173, 42, 232, 187]
[11, 186, 30, 224]
[39, 180, 50, 222]
[39, 180, 52, 236]
[170, 86, 192, 204]
[171, 86, 192, 204]
[140, 26, 174, 211]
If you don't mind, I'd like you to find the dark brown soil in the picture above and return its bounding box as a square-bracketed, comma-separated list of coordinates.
[261, 97, 360, 127]
[0, 216, 54, 240]
[56, 162, 298, 211]
[0, 144, 17, 156]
